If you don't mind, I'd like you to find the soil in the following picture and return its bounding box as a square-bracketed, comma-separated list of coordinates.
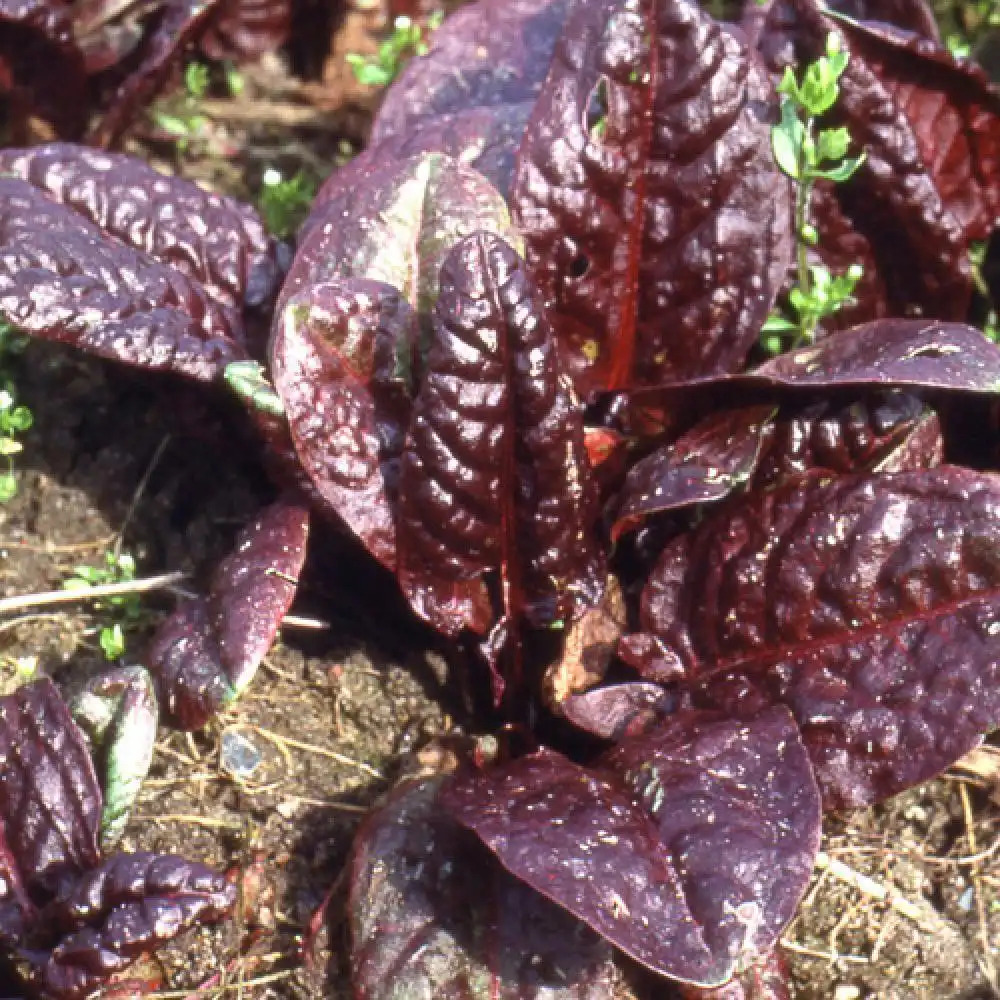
[0, 2, 998, 998]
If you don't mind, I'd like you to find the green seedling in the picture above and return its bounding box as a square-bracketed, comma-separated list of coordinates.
[970, 241, 999, 344]
[0, 321, 32, 503]
[150, 60, 221, 152]
[63, 550, 145, 660]
[347, 11, 443, 88]
[258, 168, 317, 239]
[762, 33, 867, 353]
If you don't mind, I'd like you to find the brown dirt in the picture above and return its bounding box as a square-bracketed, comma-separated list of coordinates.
[0, 2, 998, 998]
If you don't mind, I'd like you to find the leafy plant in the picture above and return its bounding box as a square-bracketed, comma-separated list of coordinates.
[0, 679, 234, 998]
[0, 320, 31, 503]
[0, 0, 997, 996]
[63, 549, 144, 660]
[258, 167, 317, 239]
[762, 32, 866, 351]
[347, 11, 443, 88]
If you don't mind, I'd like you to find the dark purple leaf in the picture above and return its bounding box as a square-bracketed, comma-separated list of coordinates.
[369, 0, 569, 146]
[613, 393, 941, 540]
[634, 320, 1000, 416]
[270, 280, 415, 570]
[29, 852, 235, 1000]
[148, 495, 309, 728]
[397, 232, 604, 650]
[0, 0, 87, 137]
[0, 143, 286, 314]
[824, 0, 940, 39]
[511, 0, 791, 395]
[752, 319, 1000, 391]
[350, 775, 618, 1000]
[830, 11, 1000, 242]
[638, 466, 1000, 808]
[441, 706, 821, 987]
[611, 406, 776, 542]
[0, 140, 284, 372]
[0, 680, 101, 899]
[751, 393, 942, 484]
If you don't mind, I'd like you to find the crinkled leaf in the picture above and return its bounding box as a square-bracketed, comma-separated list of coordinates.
[751, 392, 942, 484]
[397, 233, 604, 653]
[441, 706, 821, 987]
[0, 177, 247, 380]
[29, 851, 235, 1000]
[285, 152, 519, 324]
[350, 776, 617, 1000]
[148, 496, 309, 729]
[638, 466, 1000, 808]
[271, 280, 415, 570]
[370, 0, 569, 145]
[611, 406, 776, 542]
[613, 393, 941, 539]
[0, 680, 101, 899]
[830, 11, 1000, 241]
[512, 0, 791, 394]
[0, 143, 286, 314]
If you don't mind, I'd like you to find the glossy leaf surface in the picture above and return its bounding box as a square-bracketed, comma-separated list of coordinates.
[271, 280, 415, 569]
[612, 393, 941, 538]
[831, 10, 1000, 241]
[287, 152, 519, 320]
[0, 177, 245, 380]
[397, 232, 604, 641]
[639, 467, 1000, 807]
[148, 496, 309, 729]
[512, 0, 791, 394]
[442, 707, 820, 987]
[0, 679, 101, 897]
[0, 143, 286, 314]
[350, 776, 617, 1000]
[32, 852, 235, 1000]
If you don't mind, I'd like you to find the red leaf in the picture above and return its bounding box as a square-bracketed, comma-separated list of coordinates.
[441, 707, 820, 987]
[512, 0, 792, 394]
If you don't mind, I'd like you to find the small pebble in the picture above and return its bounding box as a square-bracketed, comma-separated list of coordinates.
[957, 885, 975, 912]
[220, 728, 262, 778]
[833, 985, 861, 1000]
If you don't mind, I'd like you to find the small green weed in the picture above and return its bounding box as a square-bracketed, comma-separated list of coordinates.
[63, 550, 144, 660]
[347, 11, 443, 88]
[762, 33, 867, 353]
[0, 321, 32, 503]
[258, 168, 317, 239]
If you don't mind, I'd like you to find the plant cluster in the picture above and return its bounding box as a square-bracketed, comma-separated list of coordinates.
[347, 10, 444, 88]
[62, 549, 143, 660]
[0, 0, 997, 996]
[0, 321, 31, 502]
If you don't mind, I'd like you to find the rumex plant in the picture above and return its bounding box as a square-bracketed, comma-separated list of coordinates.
[0, 0, 997, 996]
